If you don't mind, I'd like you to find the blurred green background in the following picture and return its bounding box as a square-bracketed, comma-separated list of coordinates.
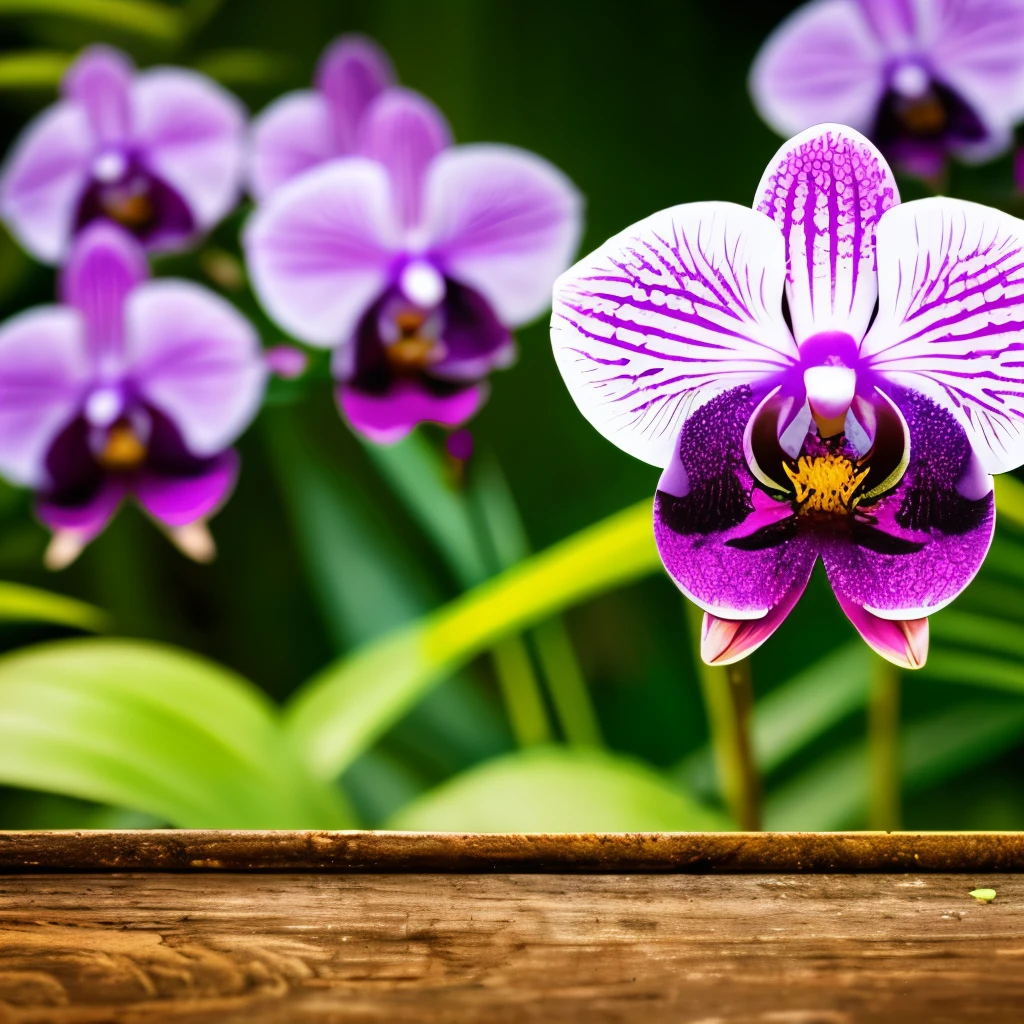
[0, 0, 1020, 833]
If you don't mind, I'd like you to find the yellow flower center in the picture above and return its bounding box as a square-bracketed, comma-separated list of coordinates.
[384, 310, 442, 372]
[783, 453, 869, 515]
[97, 422, 147, 471]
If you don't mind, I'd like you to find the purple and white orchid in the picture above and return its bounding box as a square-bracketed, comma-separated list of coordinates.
[750, 0, 1024, 180]
[0, 45, 246, 264]
[245, 86, 582, 443]
[0, 222, 266, 568]
[249, 34, 394, 202]
[551, 124, 1024, 670]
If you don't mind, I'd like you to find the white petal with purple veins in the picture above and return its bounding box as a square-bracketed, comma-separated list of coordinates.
[248, 91, 333, 203]
[755, 124, 899, 346]
[244, 158, 399, 346]
[425, 144, 583, 328]
[0, 102, 93, 264]
[750, 0, 886, 138]
[0, 307, 90, 486]
[551, 201, 795, 468]
[863, 197, 1024, 474]
[132, 68, 246, 231]
[125, 280, 266, 457]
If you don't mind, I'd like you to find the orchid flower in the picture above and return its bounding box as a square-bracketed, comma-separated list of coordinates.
[551, 124, 1024, 670]
[249, 34, 394, 202]
[0, 223, 266, 568]
[245, 87, 582, 443]
[0, 46, 245, 264]
[750, 0, 1024, 180]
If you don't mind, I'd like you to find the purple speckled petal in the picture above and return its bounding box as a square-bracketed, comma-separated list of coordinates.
[315, 34, 395, 155]
[0, 102, 92, 264]
[125, 280, 265, 457]
[833, 589, 929, 669]
[244, 158, 398, 346]
[61, 46, 133, 144]
[654, 386, 819, 617]
[0, 308, 89, 487]
[551, 201, 796, 468]
[339, 379, 484, 444]
[37, 475, 125, 542]
[60, 222, 147, 368]
[135, 449, 237, 527]
[863, 197, 1024, 474]
[248, 92, 333, 202]
[750, 0, 885, 139]
[357, 88, 450, 229]
[926, 0, 1024, 143]
[132, 68, 245, 234]
[755, 124, 899, 346]
[425, 144, 582, 329]
[822, 387, 995, 618]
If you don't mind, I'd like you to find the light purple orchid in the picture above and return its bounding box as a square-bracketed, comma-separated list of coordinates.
[551, 124, 1024, 670]
[245, 86, 582, 443]
[249, 34, 394, 202]
[0, 222, 266, 568]
[750, 0, 1024, 180]
[0, 45, 246, 264]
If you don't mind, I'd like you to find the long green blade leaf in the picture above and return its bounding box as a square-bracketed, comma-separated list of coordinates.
[0, 0, 182, 40]
[388, 746, 730, 832]
[0, 582, 109, 633]
[286, 499, 658, 779]
[0, 51, 70, 88]
[0, 639, 350, 828]
[995, 475, 1024, 532]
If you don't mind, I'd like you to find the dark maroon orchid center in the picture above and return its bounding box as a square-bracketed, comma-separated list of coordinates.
[380, 299, 446, 375]
[94, 418, 147, 472]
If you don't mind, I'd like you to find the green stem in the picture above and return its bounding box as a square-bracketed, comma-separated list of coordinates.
[868, 657, 901, 831]
[531, 618, 604, 747]
[491, 636, 552, 746]
[686, 601, 761, 831]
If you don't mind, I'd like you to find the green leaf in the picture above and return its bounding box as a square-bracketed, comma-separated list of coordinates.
[0, 51, 70, 89]
[0, 638, 350, 828]
[388, 746, 730, 832]
[192, 49, 296, 87]
[930, 609, 1024, 660]
[0, 581, 109, 633]
[921, 649, 1024, 692]
[0, 0, 182, 41]
[996, 475, 1024, 533]
[285, 499, 658, 780]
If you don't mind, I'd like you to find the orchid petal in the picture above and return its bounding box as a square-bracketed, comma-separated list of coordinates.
[552, 201, 795, 468]
[855, 0, 917, 48]
[0, 308, 89, 487]
[427, 144, 582, 329]
[125, 281, 266, 457]
[60, 222, 147, 369]
[0, 102, 92, 264]
[37, 476, 125, 544]
[244, 158, 398, 346]
[700, 578, 808, 666]
[833, 591, 929, 669]
[338, 380, 484, 444]
[132, 68, 246, 233]
[248, 92, 333, 203]
[358, 88, 451, 229]
[755, 124, 898, 347]
[750, 0, 885, 139]
[136, 450, 237, 527]
[822, 387, 995, 618]
[654, 386, 818, 617]
[61, 45, 133, 145]
[315, 34, 395, 155]
[863, 197, 1024, 474]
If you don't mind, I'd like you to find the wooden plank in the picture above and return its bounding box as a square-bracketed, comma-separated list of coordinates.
[1, 830, 1023, 873]
[0, 871, 1019, 1022]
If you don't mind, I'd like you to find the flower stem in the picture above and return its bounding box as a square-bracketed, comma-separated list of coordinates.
[491, 636, 552, 746]
[686, 600, 761, 831]
[868, 657, 901, 831]
[531, 618, 604, 747]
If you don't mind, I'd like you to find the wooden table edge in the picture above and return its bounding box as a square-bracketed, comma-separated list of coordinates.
[0, 830, 1021, 873]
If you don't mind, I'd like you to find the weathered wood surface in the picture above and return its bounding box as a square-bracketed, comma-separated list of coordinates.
[0, 871, 1021, 1023]
[2, 830, 1024, 873]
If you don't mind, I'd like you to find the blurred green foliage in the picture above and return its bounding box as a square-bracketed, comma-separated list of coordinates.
[0, 0, 1020, 833]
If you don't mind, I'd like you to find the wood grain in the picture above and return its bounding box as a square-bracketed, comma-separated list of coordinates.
[2, 830, 1024, 873]
[0, 870, 1020, 1023]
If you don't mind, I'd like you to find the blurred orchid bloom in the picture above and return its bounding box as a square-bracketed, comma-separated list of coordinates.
[551, 124, 1024, 670]
[0, 46, 246, 264]
[750, 0, 1024, 180]
[249, 34, 395, 202]
[0, 223, 266, 567]
[245, 87, 582, 443]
